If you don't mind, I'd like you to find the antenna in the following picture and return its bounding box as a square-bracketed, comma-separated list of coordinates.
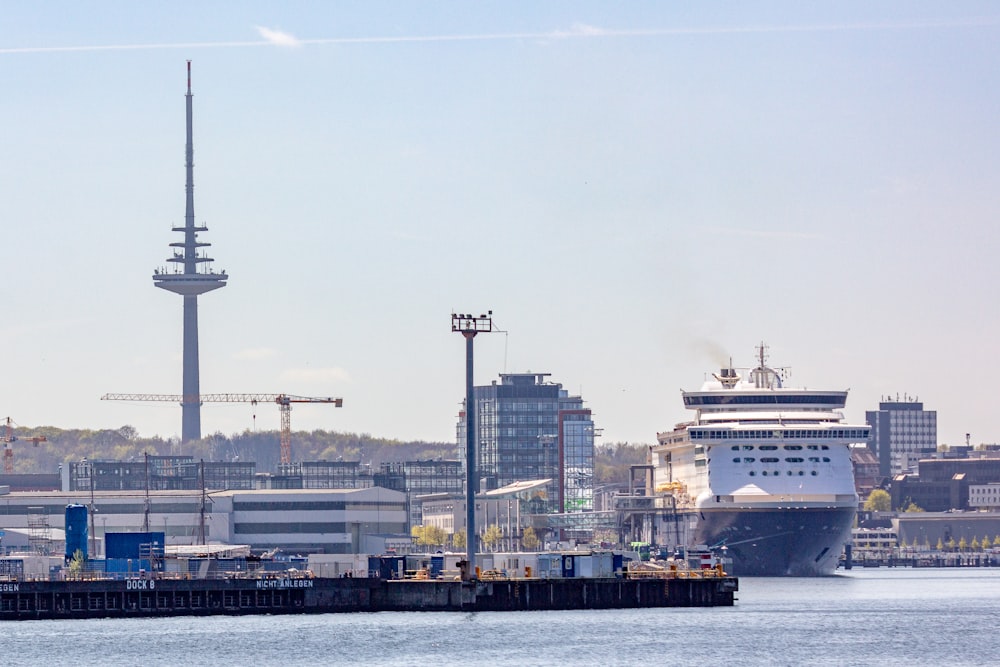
[152, 61, 229, 442]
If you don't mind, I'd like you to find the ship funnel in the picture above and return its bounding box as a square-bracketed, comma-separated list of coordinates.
[712, 363, 741, 388]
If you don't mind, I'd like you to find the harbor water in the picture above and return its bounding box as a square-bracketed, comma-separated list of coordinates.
[1, 568, 998, 666]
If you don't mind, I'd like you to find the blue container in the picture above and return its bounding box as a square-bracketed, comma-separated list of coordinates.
[105, 532, 165, 560]
[105, 558, 153, 574]
[368, 555, 405, 579]
[64, 504, 88, 562]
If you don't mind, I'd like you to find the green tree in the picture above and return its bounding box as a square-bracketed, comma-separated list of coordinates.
[411, 525, 447, 548]
[864, 489, 891, 512]
[521, 526, 540, 551]
[593, 442, 650, 485]
[947, 537, 957, 552]
[936, 538, 944, 552]
[903, 501, 924, 513]
[481, 524, 503, 552]
[68, 549, 86, 578]
[452, 529, 466, 549]
[959, 537, 968, 552]
[972, 537, 981, 551]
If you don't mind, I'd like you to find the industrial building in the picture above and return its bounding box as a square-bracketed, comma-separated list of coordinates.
[55, 456, 469, 534]
[267, 461, 373, 490]
[0, 486, 406, 556]
[63, 456, 255, 492]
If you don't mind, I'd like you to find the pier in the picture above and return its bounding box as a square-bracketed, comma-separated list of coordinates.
[0, 572, 737, 620]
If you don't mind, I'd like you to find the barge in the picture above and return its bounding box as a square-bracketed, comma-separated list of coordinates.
[0, 570, 737, 620]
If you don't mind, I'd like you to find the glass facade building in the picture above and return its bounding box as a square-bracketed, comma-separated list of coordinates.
[276, 461, 374, 489]
[457, 373, 595, 514]
[374, 460, 465, 528]
[66, 456, 256, 492]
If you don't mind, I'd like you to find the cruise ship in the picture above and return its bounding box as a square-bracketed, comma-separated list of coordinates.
[651, 346, 869, 576]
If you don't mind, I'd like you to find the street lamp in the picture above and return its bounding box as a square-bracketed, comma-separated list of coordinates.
[452, 311, 493, 580]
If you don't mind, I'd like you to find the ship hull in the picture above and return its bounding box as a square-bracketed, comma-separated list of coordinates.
[686, 506, 856, 576]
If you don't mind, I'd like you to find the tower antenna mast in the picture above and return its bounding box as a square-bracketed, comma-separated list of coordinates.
[152, 61, 229, 442]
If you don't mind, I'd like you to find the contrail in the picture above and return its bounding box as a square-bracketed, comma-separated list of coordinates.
[1, 19, 996, 55]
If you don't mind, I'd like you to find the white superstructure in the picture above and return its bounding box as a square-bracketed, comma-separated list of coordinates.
[650, 345, 870, 575]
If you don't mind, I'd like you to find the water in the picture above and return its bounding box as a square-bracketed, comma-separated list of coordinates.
[2, 569, 998, 666]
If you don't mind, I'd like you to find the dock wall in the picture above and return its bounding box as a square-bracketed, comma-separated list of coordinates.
[0, 574, 737, 620]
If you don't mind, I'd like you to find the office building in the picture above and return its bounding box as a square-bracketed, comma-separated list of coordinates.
[457, 372, 595, 514]
[866, 396, 937, 477]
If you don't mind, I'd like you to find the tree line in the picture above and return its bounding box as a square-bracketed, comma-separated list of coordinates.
[4, 424, 652, 483]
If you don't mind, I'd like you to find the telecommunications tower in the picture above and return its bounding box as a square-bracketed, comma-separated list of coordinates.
[152, 61, 228, 442]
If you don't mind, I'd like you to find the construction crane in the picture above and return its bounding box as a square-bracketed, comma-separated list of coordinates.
[100, 394, 344, 464]
[2, 417, 48, 474]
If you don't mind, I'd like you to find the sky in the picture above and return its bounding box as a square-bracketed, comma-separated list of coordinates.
[2, 2, 999, 450]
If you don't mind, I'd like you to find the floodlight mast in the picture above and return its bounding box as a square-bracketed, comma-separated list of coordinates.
[451, 311, 493, 581]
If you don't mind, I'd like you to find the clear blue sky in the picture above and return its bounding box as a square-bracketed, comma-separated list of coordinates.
[2, 2, 998, 449]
